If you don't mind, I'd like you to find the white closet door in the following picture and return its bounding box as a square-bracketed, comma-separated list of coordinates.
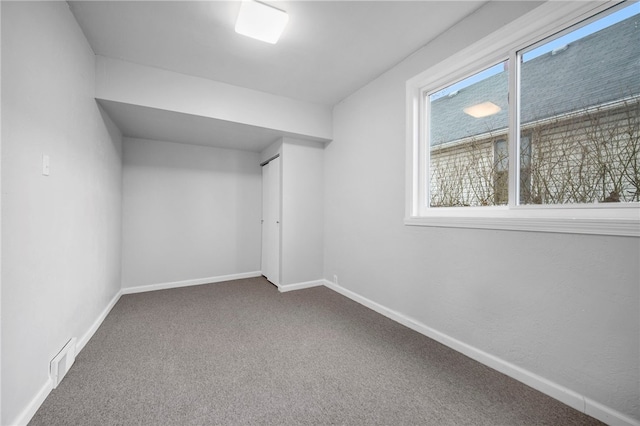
[261, 157, 280, 285]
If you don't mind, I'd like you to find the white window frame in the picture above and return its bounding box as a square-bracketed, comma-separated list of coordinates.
[405, 0, 640, 237]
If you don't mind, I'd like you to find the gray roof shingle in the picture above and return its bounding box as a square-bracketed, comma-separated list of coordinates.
[430, 14, 639, 146]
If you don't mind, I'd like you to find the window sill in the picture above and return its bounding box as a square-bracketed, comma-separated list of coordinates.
[404, 208, 640, 237]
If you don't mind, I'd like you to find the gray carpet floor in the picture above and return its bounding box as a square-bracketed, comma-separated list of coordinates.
[30, 277, 603, 425]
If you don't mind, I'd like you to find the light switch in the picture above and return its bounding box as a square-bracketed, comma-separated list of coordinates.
[42, 154, 50, 176]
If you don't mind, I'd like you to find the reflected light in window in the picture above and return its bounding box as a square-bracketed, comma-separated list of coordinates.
[463, 101, 502, 118]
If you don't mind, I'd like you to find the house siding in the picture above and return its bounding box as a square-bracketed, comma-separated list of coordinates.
[429, 98, 639, 207]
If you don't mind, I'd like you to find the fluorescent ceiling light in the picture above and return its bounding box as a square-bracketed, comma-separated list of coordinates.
[463, 102, 501, 118]
[235, 0, 289, 44]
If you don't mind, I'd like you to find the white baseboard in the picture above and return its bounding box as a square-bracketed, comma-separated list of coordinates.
[76, 290, 122, 354]
[121, 271, 262, 295]
[13, 273, 261, 426]
[277, 279, 324, 293]
[13, 276, 636, 426]
[322, 280, 639, 426]
[10, 378, 53, 426]
[10, 288, 123, 426]
[586, 398, 640, 426]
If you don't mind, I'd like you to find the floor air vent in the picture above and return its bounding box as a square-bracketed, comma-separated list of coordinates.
[50, 338, 77, 389]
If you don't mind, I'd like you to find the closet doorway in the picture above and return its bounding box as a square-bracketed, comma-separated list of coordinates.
[261, 156, 280, 285]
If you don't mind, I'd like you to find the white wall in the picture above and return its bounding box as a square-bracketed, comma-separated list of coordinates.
[258, 138, 325, 287]
[0, 2, 3, 422]
[1, 2, 123, 424]
[281, 138, 324, 285]
[122, 138, 262, 288]
[96, 56, 333, 142]
[324, 1, 639, 424]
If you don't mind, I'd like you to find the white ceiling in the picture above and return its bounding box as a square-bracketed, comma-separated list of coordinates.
[69, 1, 488, 150]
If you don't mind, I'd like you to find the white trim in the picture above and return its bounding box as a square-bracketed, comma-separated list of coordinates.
[11, 290, 122, 426]
[10, 379, 54, 426]
[405, 0, 640, 236]
[322, 280, 640, 426]
[404, 216, 640, 237]
[277, 279, 324, 293]
[76, 290, 122, 354]
[10, 288, 123, 426]
[586, 398, 640, 426]
[121, 271, 262, 295]
[406, 2, 613, 90]
[12, 272, 262, 425]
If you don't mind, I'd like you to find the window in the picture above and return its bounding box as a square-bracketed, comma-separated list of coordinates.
[519, 135, 532, 204]
[494, 139, 508, 205]
[519, 9, 639, 205]
[429, 61, 509, 208]
[406, 1, 639, 236]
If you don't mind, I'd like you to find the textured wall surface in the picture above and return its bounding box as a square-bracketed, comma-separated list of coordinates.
[324, 1, 639, 422]
[281, 139, 324, 285]
[122, 138, 262, 288]
[1, 2, 123, 423]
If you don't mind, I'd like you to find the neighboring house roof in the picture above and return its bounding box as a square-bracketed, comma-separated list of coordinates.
[430, 14, 640, 146]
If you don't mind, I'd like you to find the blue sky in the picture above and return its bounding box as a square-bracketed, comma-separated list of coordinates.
[522, 2, 639, 61]
[429, 2, 639, 101]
